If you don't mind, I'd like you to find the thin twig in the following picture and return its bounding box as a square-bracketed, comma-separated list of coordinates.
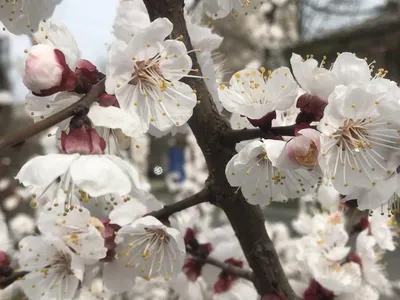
[151, 188, 210, 219]
[0, 78, 106, 151]
[201, 255, 254, 281]
[0, 271, 27, 289]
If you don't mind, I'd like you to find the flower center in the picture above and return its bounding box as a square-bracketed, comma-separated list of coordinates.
[296, 141, 319, 166]
[129, 59, 167, 91]
[119, 226, 176, 281]
[256, 151, 270, 167]
[335, 119, 370, 151]
[49, 251, 73, 276]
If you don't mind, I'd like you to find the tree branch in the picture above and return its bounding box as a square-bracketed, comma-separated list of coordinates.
[0, 271, 27, 289]
[223, 126, 296, 144]
[142, 0, 297, 298]
[151, 188, 210, 219]
[0, 78, 106, 151]
[200, 255, 254, 281]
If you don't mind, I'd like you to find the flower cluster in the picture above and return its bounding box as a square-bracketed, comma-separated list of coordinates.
[284, 190, 398, 300]
[16, 189, 188, 299]
[224, 52, 400, 213]
[3, 0, 400, 300]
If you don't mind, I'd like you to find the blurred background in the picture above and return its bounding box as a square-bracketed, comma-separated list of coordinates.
[1, 0, 400, 299]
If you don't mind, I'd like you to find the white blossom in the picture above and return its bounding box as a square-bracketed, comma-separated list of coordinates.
[318, 82, 400, 195]
[290, 52, 371, 99]
[0, 0, 62, 35]
[18, 236, 84, 300]
[103, 216, 185, 293]
[226, 139, 321, 205]
[218, 67, 299, 119]
[38, 205, 107, 262]
[16, 153, 143, 202]
[106, 18, 197, 135]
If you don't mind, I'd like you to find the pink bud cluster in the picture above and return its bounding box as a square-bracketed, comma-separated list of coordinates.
[23, 45, 103, 97]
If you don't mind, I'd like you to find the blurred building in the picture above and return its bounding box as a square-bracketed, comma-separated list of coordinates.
[283, 1, 400, 79]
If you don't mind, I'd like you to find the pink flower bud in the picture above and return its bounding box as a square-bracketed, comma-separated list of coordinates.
[286, 129, 320, 167]
[61, 125, 106, 155]
[23, 44, 78, 96]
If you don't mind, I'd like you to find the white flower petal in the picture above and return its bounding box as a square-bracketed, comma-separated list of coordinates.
[103, 260, 137, 293]
[159, 40, 192, 81]
[16, 154, 79, 188]
[33, 20, 81, 69]
[70, 155, 132, 197]
[88, 104, 142, 138]
[332, 52, 371, 86]
[20, 270, 79, 300]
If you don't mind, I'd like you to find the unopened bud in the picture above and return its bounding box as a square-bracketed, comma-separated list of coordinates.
[23, 45, 78, 96]
[61, 125, 106, 155]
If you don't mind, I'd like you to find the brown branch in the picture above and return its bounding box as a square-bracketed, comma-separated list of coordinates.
[223, 126, 296, 144]
[0, 271, 27, 289]
[200, 255, 254, 281]
[0, 78, 106, 150]
[151, 188, 210, 219]
[142, 0, 297, 298]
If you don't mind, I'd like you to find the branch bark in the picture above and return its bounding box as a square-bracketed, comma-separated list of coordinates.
[223, 126, 296, 144]
[0, 78, 105, 151]
[200, 255, 254, 281]
[151, 188, 210, 219]
[0, 271, 27, 289]
[142, 0, 297, 298]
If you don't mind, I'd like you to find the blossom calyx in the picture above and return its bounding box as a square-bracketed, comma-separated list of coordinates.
[214, 258, 244, 293]
[0, 251, 11, 278]
[23, 44, 78, 96]
[100, 218, 120, 262]
[74, 59, 105, 94]
[247, 111, 277, 132]
[61, 125, 106, 155]
[296, 93, 328, 122]
[97, 93, 119, 107]
[303, 280, 334, 300]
